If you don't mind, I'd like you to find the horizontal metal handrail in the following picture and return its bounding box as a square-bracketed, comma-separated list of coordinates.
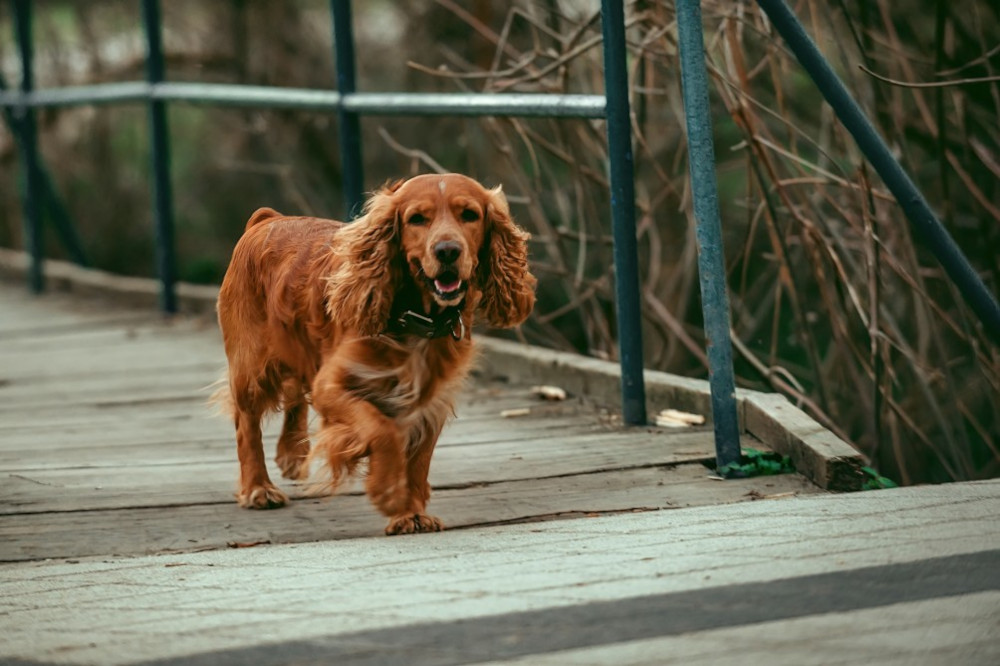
[344, 91, 606, 117]
[0, 81, 147, 107]
[0, 81, 607, 118]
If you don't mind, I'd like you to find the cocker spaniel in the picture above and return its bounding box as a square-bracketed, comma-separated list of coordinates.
[216, 174, 536, 534]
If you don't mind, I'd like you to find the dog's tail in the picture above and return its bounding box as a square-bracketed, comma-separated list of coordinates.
[245, 207, 282, 232]
[206, 372, 235, 419]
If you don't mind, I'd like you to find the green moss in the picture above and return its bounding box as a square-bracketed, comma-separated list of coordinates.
[717, 447, 796, 479]
[861, 466, 899, 490]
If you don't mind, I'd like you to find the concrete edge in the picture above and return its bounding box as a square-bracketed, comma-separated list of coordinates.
[0, 247, 219, 316]
[0, 248, 866, 491]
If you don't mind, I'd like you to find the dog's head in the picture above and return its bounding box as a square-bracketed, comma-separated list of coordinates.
[327, 174, 536, 337]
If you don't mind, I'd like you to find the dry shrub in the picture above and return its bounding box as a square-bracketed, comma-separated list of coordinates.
[402, 0, 998, 484]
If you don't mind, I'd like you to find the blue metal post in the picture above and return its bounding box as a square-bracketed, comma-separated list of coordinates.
[140, 0, 177, 313]
[675, 0, 742, 469]
[755, 0, 1000, 344]
[330, 0, 364, 219]
[600, 0, 647, 426]
[12, 0, 43, 293]
[1, 73, 88, 268]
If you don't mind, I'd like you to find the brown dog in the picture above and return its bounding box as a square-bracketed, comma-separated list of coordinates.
[216, 174, 536, 534]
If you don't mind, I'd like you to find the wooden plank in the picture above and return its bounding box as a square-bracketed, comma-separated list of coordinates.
[0, 416, 593, 462]
[0, 326, 210, 357]
[0, 464, 820, 562]
[0, 408, 600, 459]
[0, 436, 233, 471]
[0, 428, 728, 514]
[0, 423, 712, 476]
[0, 364, 550, 417]
[0, 346, 219, 379]
[743, 393, 866, 491]
[0, 289, 153, 337]
[0, 397, 215, 433]
[0, 314, 157, 340]
[0, 378, 597, 455]
[0, 384, 593, 442]
[0, 340, 221, 381]
[4, 468, 239, 513]
[0, 373, 223, 411]
[0, 315, 213, 345]
[0, 400, 220, 437]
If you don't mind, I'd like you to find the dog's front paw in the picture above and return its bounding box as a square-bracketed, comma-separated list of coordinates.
[385, 513, 443, 536]
[237, 483, 289, 509]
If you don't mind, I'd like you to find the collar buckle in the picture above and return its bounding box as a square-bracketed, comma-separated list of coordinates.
[389, 308, 464, 340]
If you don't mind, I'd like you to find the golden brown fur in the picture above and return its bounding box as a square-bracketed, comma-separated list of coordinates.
[216, 174, 536, 534]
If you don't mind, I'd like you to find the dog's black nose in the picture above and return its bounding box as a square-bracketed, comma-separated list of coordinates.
[434, 241, 462, 265]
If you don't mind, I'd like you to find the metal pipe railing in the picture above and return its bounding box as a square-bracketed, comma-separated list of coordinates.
[11, 0, 42, 294]
[0, 80, 149, 107]
[342, 92, 606, 117]
[675, 0, 741, 469]
[0, 83, 608, 117]
[330, 0, 363, 219]
[3, 84, 87, 271]
[755, 0, 1000, 345]
[1, 72, 88, 267]
[140, 0, 177, 313]
[600, 0, 647, 426]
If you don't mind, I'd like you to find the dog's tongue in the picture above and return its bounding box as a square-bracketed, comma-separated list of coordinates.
[434, 278, 462, 294]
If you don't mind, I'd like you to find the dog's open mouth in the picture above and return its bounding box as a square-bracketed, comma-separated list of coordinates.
[429, 269, 466, 302]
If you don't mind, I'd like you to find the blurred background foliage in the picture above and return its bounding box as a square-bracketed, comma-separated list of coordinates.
[1, 0, 998, 485]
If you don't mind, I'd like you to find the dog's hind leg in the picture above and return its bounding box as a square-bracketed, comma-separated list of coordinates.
[276, 378, 311, 480]
[232, 377, 288, 509]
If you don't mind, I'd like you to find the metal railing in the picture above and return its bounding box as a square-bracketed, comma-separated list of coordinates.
[4, 0, 999, 476]
[676, 0, 740, 466]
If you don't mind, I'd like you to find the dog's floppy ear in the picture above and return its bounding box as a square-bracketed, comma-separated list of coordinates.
[477, 186, 537, 328]
[326, 181, 404, 337]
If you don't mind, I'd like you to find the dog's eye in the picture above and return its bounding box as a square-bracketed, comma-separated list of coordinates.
[460, 208, 480, 222]
[407, 213, 427, 226]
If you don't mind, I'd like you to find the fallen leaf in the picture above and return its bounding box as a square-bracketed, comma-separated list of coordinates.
[754, 491, 797, 500]
[530, 385, 567, 401]
[655, 408, 705, 427]
[501, 408, 531, 418]
[226, 539, 271, 549]
[655, 415, 690, 428]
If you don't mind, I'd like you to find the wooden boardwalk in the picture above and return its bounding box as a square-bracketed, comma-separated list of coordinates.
[0, 282, 820, 562]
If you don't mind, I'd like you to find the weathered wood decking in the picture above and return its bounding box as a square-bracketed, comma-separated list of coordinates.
[0, 282, 820, 562]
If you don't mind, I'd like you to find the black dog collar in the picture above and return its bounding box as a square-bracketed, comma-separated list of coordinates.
[386, 307, 465, 340]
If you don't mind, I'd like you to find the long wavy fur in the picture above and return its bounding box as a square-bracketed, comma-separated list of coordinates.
[324, 181, 405, 336]
[477, 186, 537, 328]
